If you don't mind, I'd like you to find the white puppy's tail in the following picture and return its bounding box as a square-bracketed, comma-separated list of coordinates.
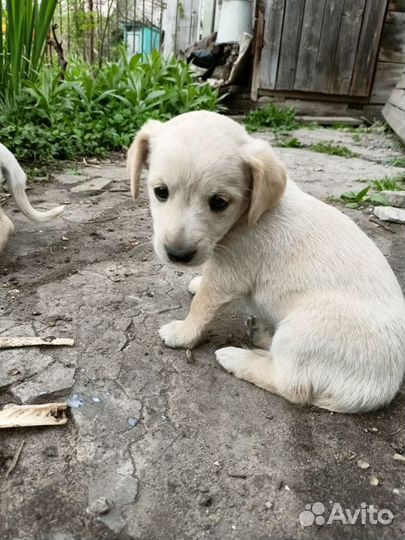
[7, 181, 65, 222]
[0, 143, 64, 222]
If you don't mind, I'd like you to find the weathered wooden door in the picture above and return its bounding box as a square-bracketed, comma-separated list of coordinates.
[252, 0, 388, 98]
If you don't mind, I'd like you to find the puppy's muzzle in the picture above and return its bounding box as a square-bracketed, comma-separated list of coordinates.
[165, 245, 197, 264]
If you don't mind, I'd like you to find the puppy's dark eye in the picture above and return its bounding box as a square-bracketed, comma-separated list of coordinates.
[154, 185, 169, 201]
[209, 195, 229, 212]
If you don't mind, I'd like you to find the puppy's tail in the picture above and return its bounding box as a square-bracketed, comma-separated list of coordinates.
[0, 145, 64, 222]
[7, 179, 65, 222]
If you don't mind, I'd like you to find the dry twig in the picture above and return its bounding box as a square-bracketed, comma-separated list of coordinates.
[6, 441, 25, 477]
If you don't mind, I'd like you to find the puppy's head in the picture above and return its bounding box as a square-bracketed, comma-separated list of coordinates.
[127, 111, 287, 266]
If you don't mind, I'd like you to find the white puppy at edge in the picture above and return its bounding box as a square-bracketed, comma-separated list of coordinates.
[0, 143, 64, 253]
[127, 111, 405, 413]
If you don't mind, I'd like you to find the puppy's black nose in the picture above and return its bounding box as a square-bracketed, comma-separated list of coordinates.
[165, 246, 196, 263]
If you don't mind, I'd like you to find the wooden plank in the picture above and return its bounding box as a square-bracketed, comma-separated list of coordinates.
[383, 101, 405, 140]
[276, 0, 306, 90]
[351, 0, 389, 96]
[175, 0, 200, 53]
[162, 0, 179, 56]
[362, 104, 384, 120]
[379, 12, 405, 63]
[312, 0, 345, 93]
[250, 2, 265, 101]
[294, 0, 326, 92]
[0, 337, 74, 349]
[258, 0, 285, 90]
[396, 73, 405, 88]
[329, 0, 367, 95]
[296, 115, 365, 126]
[284, 98, 349, 115]
[388, 0, 405, 12]
[386, 87, 405, 109]
[370, 61, 404, 103]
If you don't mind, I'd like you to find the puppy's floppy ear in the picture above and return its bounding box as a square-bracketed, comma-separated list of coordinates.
[244, 139, 287, 226]
[127, 119, 162, 199]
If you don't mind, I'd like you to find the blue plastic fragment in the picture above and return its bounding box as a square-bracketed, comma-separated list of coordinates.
[67, 394, 85, 408]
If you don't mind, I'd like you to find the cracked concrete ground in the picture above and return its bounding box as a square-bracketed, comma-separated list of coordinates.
[0, 126, 404, 540]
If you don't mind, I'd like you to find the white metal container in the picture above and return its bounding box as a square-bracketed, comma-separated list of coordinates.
[216, 0, 253, 43]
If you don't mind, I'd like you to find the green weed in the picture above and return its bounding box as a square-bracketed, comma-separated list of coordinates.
[309, 142, 356, 158]
[387, 157, 405, 168]
[275, 137, 302, 148]
[371, 175, 405, 192]
[340, 175, 404, 208]
[245, 104, 298, 133]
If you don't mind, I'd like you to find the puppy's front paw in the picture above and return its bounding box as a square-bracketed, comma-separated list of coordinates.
[188, 276, 202, 295]
[159, 320, 197, 349]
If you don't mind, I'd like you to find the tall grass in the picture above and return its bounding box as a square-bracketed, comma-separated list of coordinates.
[0, 0, 58, 105]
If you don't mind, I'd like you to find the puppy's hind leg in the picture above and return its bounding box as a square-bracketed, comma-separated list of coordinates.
[246, 316, 273, 349]
[215, 347, 311, 406]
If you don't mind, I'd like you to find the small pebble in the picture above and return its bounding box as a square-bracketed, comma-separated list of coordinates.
[357, 459, 370, 470]
[265, 501, 273, 509]
[128, 417, 139, 427]
[393, 453, 405, 463]
[86, 497, 112, 516]
[369, 476, 379, 486]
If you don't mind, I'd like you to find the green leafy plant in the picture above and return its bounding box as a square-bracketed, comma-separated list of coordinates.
[339, 174, 405, 209]
[309, 142, 356, 158]
[0, 0, 58, 105]
[340, 186, 372, 208]
[0, 48, 223, 163]
[245, 104, 298, 133]
[340, 187, 389, 208]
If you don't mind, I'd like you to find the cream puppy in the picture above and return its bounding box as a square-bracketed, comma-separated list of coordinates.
[127, 111, 405, 413]
[0, 143, 64, 253]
